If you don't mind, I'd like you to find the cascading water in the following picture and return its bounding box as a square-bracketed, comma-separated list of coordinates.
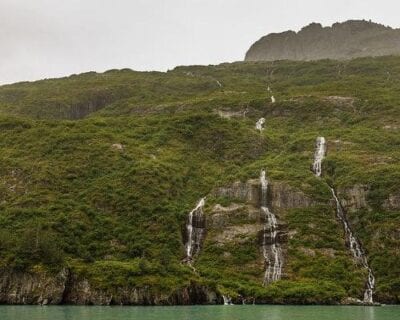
[271, 96, 276, 103]
[331, 188, 375, 304]
[312, 137, 326, 177]
[222, 295, 233, 305]
[256, 118, 266, 131]
[312, 137, 375, 303]
[260, 170, 283, 285]
[185, 198, 206, 264]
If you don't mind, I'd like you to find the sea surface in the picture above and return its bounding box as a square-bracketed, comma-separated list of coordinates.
[0, 305, 399, 320]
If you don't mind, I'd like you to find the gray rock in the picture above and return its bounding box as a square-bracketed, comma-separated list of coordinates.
[383, 192, 400, 210]
[245, 20, 400, 62]
[0, 268, 69, 305]
[213, 179, 260, 206]
[338, 184, 370, 212]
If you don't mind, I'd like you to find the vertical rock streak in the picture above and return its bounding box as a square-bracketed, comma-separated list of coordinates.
[312, 136, 375, 303]
[260, 170, 283, 285]
[185, 198, 206, 263]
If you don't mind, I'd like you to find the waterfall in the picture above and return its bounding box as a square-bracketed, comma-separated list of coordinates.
[331, 188, 375, 304]
[222, 295, 233, 305]
[185, 198, 206, 263]
[312, 137, 326, 177]
[260, 170, 283, 285]
[311, 136, 375, 303]
[256, 118, 266, 131]
[271, 96, 276, 103]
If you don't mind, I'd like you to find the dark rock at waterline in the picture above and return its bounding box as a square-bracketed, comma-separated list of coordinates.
[0, 268, 218, 305]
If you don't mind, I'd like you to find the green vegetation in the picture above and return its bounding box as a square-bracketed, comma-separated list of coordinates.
[0, 56, 399, 303]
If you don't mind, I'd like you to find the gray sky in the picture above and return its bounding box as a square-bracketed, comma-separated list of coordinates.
[1, 0, 399, 84]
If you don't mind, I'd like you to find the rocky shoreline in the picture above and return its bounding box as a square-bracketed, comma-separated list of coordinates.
[0, 268, 383, 306]
[0, 267, 383, 306]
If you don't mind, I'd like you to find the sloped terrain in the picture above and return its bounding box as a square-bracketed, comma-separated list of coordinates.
[0, 56, 399, 304]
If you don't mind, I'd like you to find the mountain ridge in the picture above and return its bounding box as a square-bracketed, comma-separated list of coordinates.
[245, 20, 400, 62]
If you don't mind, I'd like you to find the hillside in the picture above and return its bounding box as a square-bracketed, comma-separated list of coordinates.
[245, 20, 400, 62]
[0, 56, 399, 305]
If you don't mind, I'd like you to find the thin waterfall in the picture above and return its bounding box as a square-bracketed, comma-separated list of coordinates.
[331, 188, 375, 304]
[185, 198, 206, 263]
[222, 295, 233, 305]
[256, 118, 266, 131]
[260, 170, 283, 285]
[312, 137, 375, 303]
[312, 137, 326, 177]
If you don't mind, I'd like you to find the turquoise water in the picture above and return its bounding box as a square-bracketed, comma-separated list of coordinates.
[0, 305, 399, 320]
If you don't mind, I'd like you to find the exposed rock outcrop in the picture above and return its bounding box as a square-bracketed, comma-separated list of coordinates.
[338, 184, 370, 212]
[0, 268, 218, 305]
[245, 20, 400, 62]
[63, 276, 218, 305]
[269, 182, 314, 210]
[0, 268, 69, 305]
[213, 179, 260, 206]
[383, 192, 400, 210]
[213, 179, 313, 210]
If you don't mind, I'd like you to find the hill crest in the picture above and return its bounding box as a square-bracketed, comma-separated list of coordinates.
[245, 20, 400, 61]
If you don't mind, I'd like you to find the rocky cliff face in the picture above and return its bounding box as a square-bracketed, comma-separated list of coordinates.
[0, 268, 218, 305]
[245, 20, 400, 62]
[338, 184, 370, 213]
[0, 268, 69, 305]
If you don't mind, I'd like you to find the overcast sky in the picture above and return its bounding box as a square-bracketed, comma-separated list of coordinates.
[1, 0, 399, 84]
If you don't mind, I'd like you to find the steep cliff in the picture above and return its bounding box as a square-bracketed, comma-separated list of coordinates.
[245, 20, 400, 62]
[0, 268, 219, 305]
